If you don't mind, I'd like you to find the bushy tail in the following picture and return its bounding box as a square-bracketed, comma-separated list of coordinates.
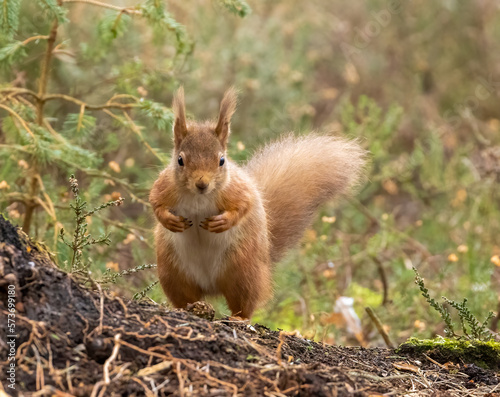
[245, 134, 367, 263]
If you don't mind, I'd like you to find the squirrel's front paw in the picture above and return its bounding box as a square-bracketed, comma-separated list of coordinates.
[159, 211, 192, 233]
[200, 212, 234, 233]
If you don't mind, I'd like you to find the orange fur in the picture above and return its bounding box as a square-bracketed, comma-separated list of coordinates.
[150, 88, 366, 319]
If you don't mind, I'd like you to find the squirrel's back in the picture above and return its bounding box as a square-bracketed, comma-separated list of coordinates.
[246, 134, 366, 262]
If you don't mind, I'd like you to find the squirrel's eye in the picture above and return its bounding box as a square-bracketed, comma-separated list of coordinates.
[178, 156, 184, 166]
[219, 156, 225, 167]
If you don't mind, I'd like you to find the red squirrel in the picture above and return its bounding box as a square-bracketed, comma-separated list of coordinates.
[149, 87, 366, 319]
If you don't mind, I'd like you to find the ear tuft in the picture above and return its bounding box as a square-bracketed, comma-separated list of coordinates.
[215, 87, 238, 146]
[173, 86, 188, 148]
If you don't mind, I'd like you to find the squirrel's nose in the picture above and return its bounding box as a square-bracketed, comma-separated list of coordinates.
[195, 180, 209, 191]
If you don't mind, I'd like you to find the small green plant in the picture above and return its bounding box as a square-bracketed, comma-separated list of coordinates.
[98, 263, 157, 285]
[413, 267, 494, 341]
[442, 297, 495, 340]
[132, 280, 160, 301]
[59, 175, 159, 299]
[59, 175, 123, 275]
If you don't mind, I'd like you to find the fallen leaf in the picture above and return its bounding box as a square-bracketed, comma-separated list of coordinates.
[137, 86, 148, 97]
[111, 191, 122, 201]
[106, 262, 119, 271]
[123, 234, 136, 245]
[344, 62, 359, 84]
[382, 179, 398, 195]
[320, 312, 345, 326]
[18, 159, 29, 169]
[491, 255, 500, 267]
[303, 229, 317, 243]
[457, 244, 469, 253]
[392, 362, 419, 373]
[108, 161, 121, 173]
[443, 362, 460, 370]
[237, 141, 245, 151]
[413, 320, 426, 331]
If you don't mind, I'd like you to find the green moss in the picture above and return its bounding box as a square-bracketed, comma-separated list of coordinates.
[397, 337, 500, 370]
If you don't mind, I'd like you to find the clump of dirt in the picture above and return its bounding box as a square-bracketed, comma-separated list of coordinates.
[0, 216, 499, 396]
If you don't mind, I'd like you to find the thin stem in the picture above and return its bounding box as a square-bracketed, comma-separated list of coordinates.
[44, 94, 138, 110]
[365, 307, 394, 348]
[0, 88, 139, 111]
[62, 0, 142, 15]
[24, 11, 60, 234]
[21, 35, 50, 46]
[0, 104, 36, 138]
[37, 20, 59, 123]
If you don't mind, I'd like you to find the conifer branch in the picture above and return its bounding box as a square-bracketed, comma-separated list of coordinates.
[0, 88, 139, 110]
[121, 110, 164, 162]
[22, 35, 50, 46]
[0, 104, 36, 138]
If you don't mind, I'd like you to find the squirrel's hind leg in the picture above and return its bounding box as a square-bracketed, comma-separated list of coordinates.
[218, 250, 272, 319]
[156, 241, 203, 308]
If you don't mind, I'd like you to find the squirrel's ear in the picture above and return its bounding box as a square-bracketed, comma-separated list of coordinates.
[172, 86, 188, 147]
[215, 87, 238, 146]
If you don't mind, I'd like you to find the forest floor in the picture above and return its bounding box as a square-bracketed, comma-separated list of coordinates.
[1, 216, 499, 397]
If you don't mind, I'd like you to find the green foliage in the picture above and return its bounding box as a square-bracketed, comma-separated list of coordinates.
[133, 280, 159, 300]
[398, 337, 500, 370]
[218, 0, 251, 17]
[0, 40, 26, 65]
[140, 0, 190, 51]
[62, 113, 97, 137]
[97, 13, 131, 44]
[138, 100, 173, 131]
[37, 0, 68, 23]
[98, 263, 157, 285]
[414, 267, 494, 341]
[442, 298, 494, 341]
[414, 267, 456, 337]
[59, 175, 124, 274]
[0, 0, 21, 37]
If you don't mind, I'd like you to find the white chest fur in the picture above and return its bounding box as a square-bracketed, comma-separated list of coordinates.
[168, 193, 237, 293]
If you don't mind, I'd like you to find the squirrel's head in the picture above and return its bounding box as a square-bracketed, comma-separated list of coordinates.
[171, 87, 237, 195]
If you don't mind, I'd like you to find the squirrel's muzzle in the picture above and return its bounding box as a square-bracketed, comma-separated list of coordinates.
[195, 180, 209, 193]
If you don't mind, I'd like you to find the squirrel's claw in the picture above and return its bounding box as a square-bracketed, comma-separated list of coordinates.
[200, 213, 233, 233]
[162, 213, 192, 233]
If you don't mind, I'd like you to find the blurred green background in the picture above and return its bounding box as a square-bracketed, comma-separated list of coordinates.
[1, 0, 500, 346]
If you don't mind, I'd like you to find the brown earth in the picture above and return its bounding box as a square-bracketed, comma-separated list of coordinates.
[0, 216, 499, 396]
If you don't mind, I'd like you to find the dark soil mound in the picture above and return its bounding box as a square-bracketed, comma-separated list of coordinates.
[0, 216, 498, 396]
